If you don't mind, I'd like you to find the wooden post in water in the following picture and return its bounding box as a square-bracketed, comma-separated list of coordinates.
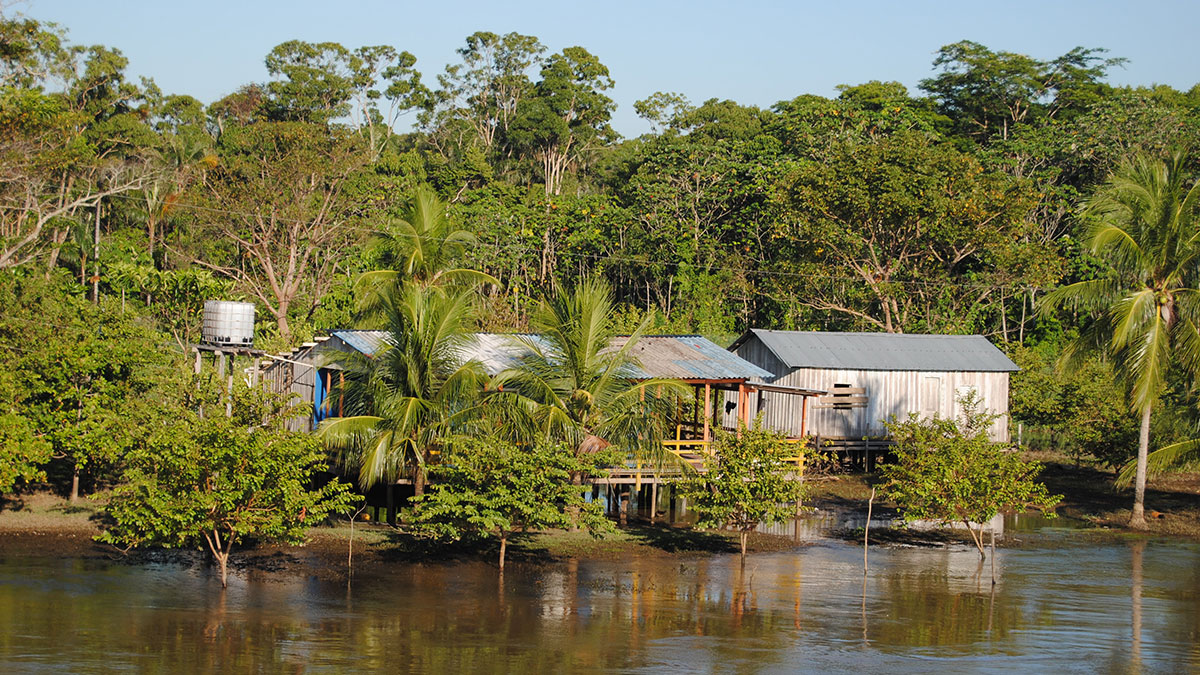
[650, 478, 659, 523]
[990, 528, 996, 585]
[864, 487, 875, 575]
[618, 485, 629, 527]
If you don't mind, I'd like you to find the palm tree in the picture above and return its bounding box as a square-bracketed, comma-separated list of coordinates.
[1041, 152, 1200, 529]
[489, 278, 688, 499]
[355, 185, 495, 322]
[319, 282, 486, 497]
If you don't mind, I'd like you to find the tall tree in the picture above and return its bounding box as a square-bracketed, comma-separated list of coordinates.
[0, 18, 150, 270]
[510, 47, 616, 195]
[1041, 152, 1200, 528]
[195, 122, 368, 342]
[263, 40, 354, 124]
[920, 40, 1123, 141]
[346, 45, 428, 160]
[429, 31, 545, 153]
[781, 132, 1050, 333]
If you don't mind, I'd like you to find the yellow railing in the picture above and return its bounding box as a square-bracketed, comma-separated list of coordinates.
[660, 436, 806, 473]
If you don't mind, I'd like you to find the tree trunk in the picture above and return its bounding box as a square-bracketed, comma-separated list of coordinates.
[568, 470, 583, 532]
[148, 214, 157, 258]
[205, 531, 233, 589]
[499, 534, 508, 571]
[413, 465, 426, 499]
[44, 228, 67, 279]
[964, 520, 986, 558]
[740, 530, 748, 559]
[70, 468, 80, 503]
[1130, 403, 1152, 530]
[276, 311, 291, 345]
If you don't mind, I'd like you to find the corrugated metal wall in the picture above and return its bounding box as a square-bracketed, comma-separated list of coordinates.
[732, 337, 1011, 442]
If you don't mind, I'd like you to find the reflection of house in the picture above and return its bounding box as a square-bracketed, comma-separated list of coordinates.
[729, 330, 1018, 442]
[258, 331, 790, 437]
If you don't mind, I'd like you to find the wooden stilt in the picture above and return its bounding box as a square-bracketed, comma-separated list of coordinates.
[386, 483, 396, 526]
[650, 480, 658, 522]
[703, 383, 711, 445]
[801, 395, 810, 437]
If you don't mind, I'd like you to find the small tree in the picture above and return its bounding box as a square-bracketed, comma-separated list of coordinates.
[411, 438, 611, 570]
[881, 392, 1060, 557]
[0, 412, 51, 495]
[98, 386, 358, 588]
[678, 422, 807, 559]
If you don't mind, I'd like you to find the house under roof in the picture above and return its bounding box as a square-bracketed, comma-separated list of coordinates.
[730, 329, 1018, 373]
[728, 329, 1017, 443]
[260, 331, 786, 436]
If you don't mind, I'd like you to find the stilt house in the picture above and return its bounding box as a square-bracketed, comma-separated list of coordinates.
[258, 331, 788, 440]
[728, 330, 1018, 443]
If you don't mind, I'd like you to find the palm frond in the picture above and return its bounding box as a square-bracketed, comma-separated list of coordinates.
[1117, 438, 1200, 486]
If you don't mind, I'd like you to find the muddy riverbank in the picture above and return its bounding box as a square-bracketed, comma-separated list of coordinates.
[3, 457, 1199, 579]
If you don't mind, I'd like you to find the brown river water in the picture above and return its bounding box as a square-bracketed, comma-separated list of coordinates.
[1, 521, 1198, 673]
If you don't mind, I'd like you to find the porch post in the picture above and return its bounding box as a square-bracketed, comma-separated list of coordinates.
[702, 382, 711, 445]
[801, 395, 809, 437]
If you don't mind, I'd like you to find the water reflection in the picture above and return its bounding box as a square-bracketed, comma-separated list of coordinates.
[1, 537, 1199, 672]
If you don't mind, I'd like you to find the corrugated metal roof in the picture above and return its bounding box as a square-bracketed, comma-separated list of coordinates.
[461, 333, 548, 375]
[740, 329, 1018, 372]
[326, 330, 770, 380]
[330, 330, 390, 355]
[613, 335, 773, 381]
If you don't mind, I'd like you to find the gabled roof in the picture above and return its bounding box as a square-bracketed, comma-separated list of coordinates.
[732, 329, 1018, 373]
[324, 331, 770, 381]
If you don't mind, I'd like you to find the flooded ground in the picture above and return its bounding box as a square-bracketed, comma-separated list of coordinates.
[1, 522, 1197, 673]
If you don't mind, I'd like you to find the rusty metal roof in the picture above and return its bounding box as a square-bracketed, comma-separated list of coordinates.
[734, 329, 1018, 372]
[612, 335, 772, 381]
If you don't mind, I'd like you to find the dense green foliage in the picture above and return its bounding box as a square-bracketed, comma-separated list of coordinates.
[98, 385, 358, 587]
[677, 423, 807, 558]
[412, 438, 611, 569]
[3, 3, 1200, 524]
[881, 393, 1060, 556]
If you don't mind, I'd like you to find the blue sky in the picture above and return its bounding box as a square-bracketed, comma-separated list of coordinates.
[23, 0, 1200, 137]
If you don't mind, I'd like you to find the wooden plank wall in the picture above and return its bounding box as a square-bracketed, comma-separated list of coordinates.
[774, 368, 1010, 442]
[258, 344, 320, 432]
[731, 337, 1011, 442]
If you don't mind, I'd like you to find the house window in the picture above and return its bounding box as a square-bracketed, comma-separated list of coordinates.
[829, 382, 863, 410]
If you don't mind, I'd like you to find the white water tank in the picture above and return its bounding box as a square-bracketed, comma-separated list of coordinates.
[202, 300, 255, 347]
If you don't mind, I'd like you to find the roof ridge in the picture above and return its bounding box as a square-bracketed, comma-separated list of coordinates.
[754, 328, 986, 339]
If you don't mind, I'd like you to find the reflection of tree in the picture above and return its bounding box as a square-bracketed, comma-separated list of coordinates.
[1130, 539, 1144, 671]
[869, 569, 1025, 650]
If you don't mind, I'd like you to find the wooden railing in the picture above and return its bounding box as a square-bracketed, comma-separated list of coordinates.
[660, 436, 806, 472]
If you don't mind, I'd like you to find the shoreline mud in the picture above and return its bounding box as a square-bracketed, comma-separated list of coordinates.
[4, 458, 1199, 578]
